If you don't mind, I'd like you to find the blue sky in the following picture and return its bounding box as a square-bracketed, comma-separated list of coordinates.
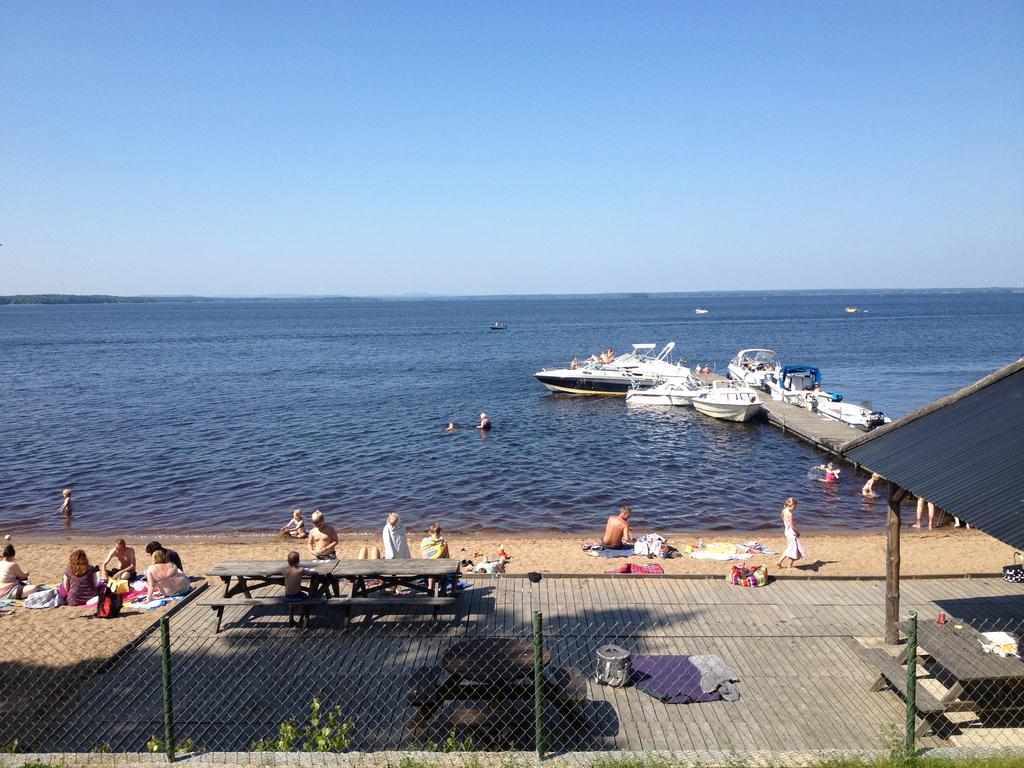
[1, 1, 1022, 295]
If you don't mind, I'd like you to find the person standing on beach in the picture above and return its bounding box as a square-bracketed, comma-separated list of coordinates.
[602, 506, 635, 549]
[59, 488, 72, 517]
[383, 513, 410, 559]
[913, 497, 935, 529]
[776, 497, 808, 569]
[308, 510, 339, 560]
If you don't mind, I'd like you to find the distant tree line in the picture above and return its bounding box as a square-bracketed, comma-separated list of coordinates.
[0, 294, 156, 305]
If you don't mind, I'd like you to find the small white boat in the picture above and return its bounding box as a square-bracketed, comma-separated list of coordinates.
[694, 307, 710, 315]
[490, 322, 508, 330]
[811, 395, 891, 432]
[692, 380, 763, 422]
[626, 378, 708, 406]
[727, 349, 780, 390]
[764, 365, 832, 404]
[844, 306, 860, 314]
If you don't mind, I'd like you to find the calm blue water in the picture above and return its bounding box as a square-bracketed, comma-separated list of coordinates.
[2, 292, 1022, 535]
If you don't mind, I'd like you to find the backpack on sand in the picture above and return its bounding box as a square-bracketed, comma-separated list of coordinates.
[96, 585, 123, 619]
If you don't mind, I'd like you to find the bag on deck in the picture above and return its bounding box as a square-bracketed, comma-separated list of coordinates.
[96, 585, 124, 619]
[729, 564, 768, 587]
[1003, 552, 1024, 584]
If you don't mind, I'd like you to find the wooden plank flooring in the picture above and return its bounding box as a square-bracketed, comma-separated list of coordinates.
[38, 575, 1024, 755]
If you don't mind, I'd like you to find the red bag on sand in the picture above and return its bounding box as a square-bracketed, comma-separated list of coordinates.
[96, 585, 123, 619]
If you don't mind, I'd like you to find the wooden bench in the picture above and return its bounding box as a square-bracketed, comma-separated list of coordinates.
[863, 648, 954, 736]
[326, 595, 456, 622]
[201, 597, 329, 633]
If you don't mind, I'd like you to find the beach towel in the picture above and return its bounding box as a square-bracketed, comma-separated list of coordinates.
[606, 563, 665, 575]
[586, 546, 635, 558]
[690, 551, 751, 561]
[738, 541, 777, 555]
[631, 654, 740, 704]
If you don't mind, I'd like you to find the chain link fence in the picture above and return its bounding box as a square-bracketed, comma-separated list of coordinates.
[3, 577, 1024, 765]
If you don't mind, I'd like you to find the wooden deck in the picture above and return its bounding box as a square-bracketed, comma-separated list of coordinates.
[39, 575, 1024, 756]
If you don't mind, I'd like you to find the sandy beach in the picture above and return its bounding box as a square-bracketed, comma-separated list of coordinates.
[0, 526, 1008, 671]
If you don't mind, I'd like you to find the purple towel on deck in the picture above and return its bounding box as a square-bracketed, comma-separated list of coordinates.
[631, 655, 721, 704]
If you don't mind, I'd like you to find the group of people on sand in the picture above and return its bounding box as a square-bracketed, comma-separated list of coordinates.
[600, 499, 812, 570]
[0, 538, 188, 607]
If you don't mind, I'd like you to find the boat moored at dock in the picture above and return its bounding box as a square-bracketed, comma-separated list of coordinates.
[692, 380, 763, 422]
[626, 377, 708, 406]
[535, 342, 691, 396]
[727, 349, 780, 390]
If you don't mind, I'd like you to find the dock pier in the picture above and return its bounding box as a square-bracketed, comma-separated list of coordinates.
[697, 372, 861, 459]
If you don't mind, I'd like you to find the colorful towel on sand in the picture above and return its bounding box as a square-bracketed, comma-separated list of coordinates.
[606, 563, 664, 575]
[586, 545, 635, 558]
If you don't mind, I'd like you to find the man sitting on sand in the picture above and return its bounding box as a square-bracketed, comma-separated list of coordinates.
[102, 539, 137, 581]
[308, 510, 339, 560]
[602, 506, 635, 549]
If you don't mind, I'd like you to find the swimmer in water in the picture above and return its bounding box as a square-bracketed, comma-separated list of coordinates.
[476, 413, 492, 431]
[445, 423, 456, 432]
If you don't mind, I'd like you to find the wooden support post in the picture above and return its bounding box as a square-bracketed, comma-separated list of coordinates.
[885, 483, 907, 645]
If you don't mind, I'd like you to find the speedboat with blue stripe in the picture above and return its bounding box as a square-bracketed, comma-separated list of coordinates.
[535, 342, 691, 396]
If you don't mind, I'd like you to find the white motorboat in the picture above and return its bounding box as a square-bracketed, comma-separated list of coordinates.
[844, 306, 860, 314]
[727, 349, 781, 390]
[694, 307, 710, 315]
[811, 394, 891, 432]
[692, 380, 763, 422]
[535, 342, 692, 395]
[763, 365, 835, 404]
[626, 377, 708, 406]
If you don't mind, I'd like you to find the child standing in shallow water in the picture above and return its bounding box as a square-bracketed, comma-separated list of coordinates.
[776, 497, 808, 569]
[59, 488, 72, 517]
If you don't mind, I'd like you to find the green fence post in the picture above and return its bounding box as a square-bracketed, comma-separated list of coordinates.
[160, 616, 175, 762]
[904, 611, 918, 756]
[533, 610, 544, 760]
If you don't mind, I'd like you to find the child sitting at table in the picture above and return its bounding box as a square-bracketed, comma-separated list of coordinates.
[283, 551, 305, 603]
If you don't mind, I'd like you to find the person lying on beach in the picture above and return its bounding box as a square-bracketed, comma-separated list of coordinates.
[102, 539, 137, 581]
[1, 544, 40, 599]
[279, 509, 307, 538]
[59, 488, 72, 517]
[602, 506, 635, 548]
[283, 551, 305, 603]
[308, 510, 339, 560]
[145, 541, 183, 571]
[476, 413, 492, 431]
[145, 549, 190, 601]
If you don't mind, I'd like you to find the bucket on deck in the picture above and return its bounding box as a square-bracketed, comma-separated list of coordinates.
[593, 644, 632, 688]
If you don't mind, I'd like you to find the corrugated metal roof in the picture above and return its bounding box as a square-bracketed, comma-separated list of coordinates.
[842, 359, 1024, 549]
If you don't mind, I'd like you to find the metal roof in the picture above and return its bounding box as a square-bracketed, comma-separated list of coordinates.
[842, 358, 1024, 550]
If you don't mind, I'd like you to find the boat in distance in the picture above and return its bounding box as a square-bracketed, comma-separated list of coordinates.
[694, 307, 710, 315]
[535, 342, 691, 395]
[692, 380, 763, 422]
[490, 321, 508, 330]
[726, 349, 780, 390]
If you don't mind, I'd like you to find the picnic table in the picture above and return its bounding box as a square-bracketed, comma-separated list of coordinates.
[208, 559, 339, 599]
[407, 638, 587, 736]
[331, 558, 460, 598]
[866, 616, 1024, 736]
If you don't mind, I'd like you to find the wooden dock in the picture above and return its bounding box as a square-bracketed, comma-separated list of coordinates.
[32, 574, 1024, 757]
[697, 372, 860, 457]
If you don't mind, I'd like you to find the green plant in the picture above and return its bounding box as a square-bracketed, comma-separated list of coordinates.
[425, 727, 474, 753]
[1, 739, 17, 753]
[252, 696, 354, 752]
[145, 735, 195, 754]
[89, 742, 112, 753]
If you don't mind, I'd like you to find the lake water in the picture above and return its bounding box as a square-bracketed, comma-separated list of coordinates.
[2, 291, 1021, 535]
